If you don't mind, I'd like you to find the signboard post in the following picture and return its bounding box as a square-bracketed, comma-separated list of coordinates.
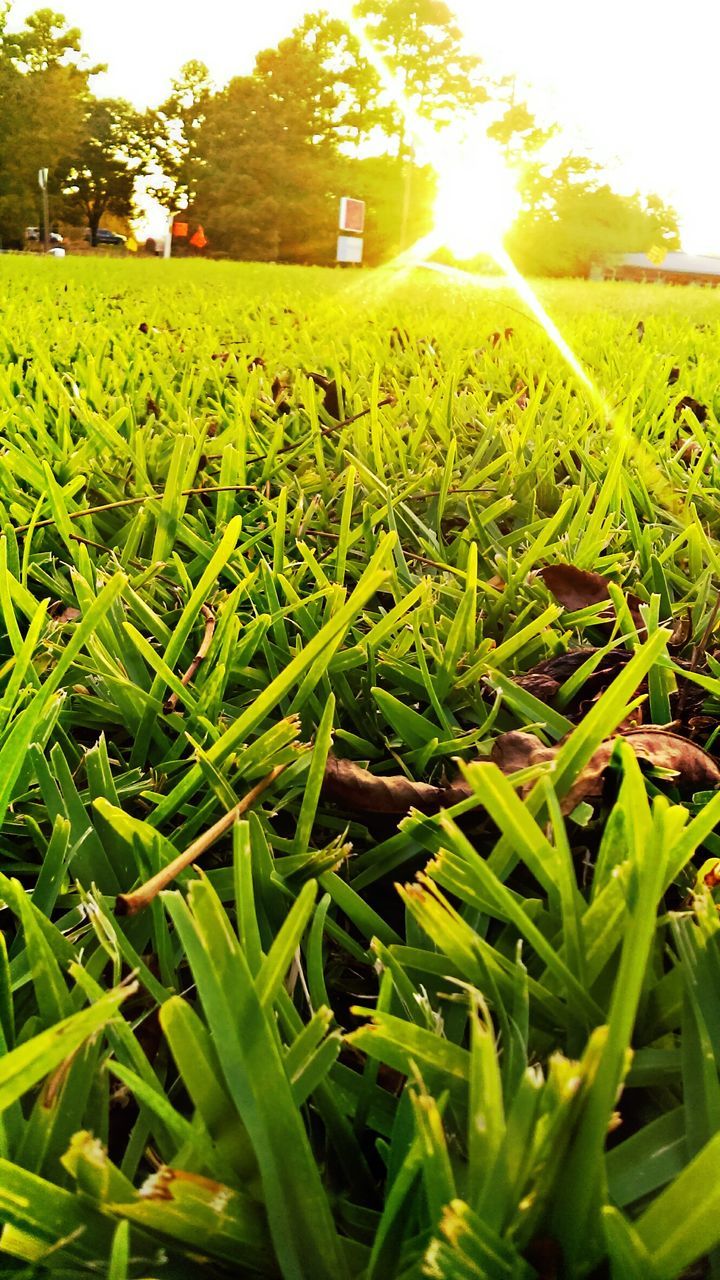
[38, 168, 49, 254]
[337, 196, 365, 266]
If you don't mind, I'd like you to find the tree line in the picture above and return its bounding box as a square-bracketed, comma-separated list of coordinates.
[0, 1, 679, 274]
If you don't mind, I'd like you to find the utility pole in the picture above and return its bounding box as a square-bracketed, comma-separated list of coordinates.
[38, 168, 49, 253]
[400, 152, 413, 251]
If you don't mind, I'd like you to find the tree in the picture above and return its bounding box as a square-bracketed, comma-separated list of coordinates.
[191, 66, 342, 263]
[506, 156, 680, 277]
[5, 6, 91, 71]
[149, 60, 212, 215]
[256, 13, 391, 154]
[487, 100, 556, 160]
[351, 1, 488, 247]
[342, 153, 436, 263]
[352, 0, 487, 153]
[0, 8, 100, 245]
[62, 99, 146, 244]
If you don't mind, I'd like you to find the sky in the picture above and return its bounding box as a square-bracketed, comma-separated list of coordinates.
[8, 0, 720, 252]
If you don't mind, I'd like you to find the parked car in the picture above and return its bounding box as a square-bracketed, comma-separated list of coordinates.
[25, 227, 64, 245]
[85, 229, 127, 246]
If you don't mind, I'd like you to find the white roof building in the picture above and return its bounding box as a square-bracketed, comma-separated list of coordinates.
[600, 252, 720, 283]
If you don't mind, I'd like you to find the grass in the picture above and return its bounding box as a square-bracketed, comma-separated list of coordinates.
[1, 256, 720, 1277]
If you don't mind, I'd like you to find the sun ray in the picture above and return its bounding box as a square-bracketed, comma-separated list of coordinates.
[342, 9, 687, 517]
[344, 11, 604, 394]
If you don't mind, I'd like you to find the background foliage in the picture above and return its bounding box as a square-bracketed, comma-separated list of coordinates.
[0, 2, 679, 270]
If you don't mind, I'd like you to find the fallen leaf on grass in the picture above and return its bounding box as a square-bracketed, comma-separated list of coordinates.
[514, 378, 530, 409]
[539, 564, 618, 611]
[704, 862, 720, 889]
[271, 374, 292, 415]
[494, 727, 720, 812]
[49, 602, 81, 624]
[538, 564, 644, 633]
[322, 753, 467, 814]
[490, 328, 514, 347]
[513, 649, 607, 706]
[672, 435, 703, 464]
[322, 727, 720, 822]
[674, 394, 708, 423]
[307, 371, 341, 420]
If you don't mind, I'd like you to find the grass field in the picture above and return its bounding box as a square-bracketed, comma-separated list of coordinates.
[3, 257, 720, 1278]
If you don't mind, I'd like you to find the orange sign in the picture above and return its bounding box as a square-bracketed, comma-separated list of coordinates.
[173, 221, 189, 238]
[190, 225, 208, 249]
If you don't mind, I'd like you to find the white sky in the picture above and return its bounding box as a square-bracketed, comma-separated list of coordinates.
[9, 0, 720, 251]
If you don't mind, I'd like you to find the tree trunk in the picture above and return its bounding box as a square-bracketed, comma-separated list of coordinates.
[400, 147, 414, 252]
[88, 208, 102, 247]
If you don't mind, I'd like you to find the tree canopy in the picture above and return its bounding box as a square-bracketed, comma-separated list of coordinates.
[0, 1, 680, 270]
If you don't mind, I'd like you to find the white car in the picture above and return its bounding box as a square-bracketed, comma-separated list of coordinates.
[26, 227, 64, 246]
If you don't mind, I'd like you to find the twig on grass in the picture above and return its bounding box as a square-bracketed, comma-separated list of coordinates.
[245, 397, 396, 465]
[302, 527, 464, 575]
[164, 604, 216, 713]
[15, 484, 260, 534]
[16, 403, 396, 536]
[115, 763, 288, 916]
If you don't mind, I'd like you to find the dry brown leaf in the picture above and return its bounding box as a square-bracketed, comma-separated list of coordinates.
[322, 725, 720, 824]
[307, 371, 342, 420]
[49, 603, 81, 624]
[321, 753, 469, 815]
[669, 611, 692, 649]
[490, 327, 514, 347]
[514, 378, 530, 410]
[674, 394, 708, 424]
[513, 648, 633, 711]
[271, 374, 292, 415]
[538, 564, 615, 612]
[489, 730, 555, 775]
[539, 564, 645, 634]
[492, 726, 720, 813]
[672, 435, 703, 465]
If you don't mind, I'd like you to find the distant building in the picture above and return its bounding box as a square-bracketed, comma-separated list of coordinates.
[597, 252, 720, 285]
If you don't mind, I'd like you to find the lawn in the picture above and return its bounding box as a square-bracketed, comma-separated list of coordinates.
[1, 256, 720, 1278]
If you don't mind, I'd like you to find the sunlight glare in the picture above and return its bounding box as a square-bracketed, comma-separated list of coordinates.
[432, 140, 520, 260]
[343, 7, 685, 518]
[346, 7, 598, 396]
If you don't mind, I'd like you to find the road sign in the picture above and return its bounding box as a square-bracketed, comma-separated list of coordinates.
[337, 235, 363, 264]
[339, 197, 365, 234]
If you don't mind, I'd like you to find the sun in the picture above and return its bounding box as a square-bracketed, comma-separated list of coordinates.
[432, 137, 520, 258]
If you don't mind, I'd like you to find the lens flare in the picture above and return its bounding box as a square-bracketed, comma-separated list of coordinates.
[345, 10, 595, 387]
[432, 140, 520, 260]
[342, 10, 685, 519]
